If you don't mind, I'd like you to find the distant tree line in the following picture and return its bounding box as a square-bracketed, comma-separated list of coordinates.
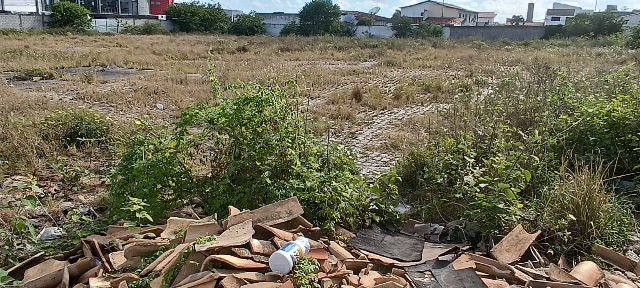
[544, 12, 626, 39]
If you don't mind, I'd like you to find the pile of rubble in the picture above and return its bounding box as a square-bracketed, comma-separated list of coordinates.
[7, 196, 640, 288]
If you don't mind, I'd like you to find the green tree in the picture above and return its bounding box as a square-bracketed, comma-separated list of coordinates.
[298, 0, 342, 36]
[563, 12, 625, 38]
[391, 10, 413, 38]
[412, 22, 443, 38]
[229, 12, 265, 36]
[50, 1, 91, 30]
[280, 21, 299, 36]
[165, 2, 230, 33]
[511, 15, 525, 25]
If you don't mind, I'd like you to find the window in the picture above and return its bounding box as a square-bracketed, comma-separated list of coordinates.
[551, 16, 561, 21]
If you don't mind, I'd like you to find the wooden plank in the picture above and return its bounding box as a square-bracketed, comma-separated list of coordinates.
[526, 280, 589, 288]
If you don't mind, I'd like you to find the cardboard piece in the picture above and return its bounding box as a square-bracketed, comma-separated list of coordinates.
[593, 244, 637, 272]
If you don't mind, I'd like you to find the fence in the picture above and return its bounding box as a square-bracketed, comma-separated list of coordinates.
[0, 14, 48, 29]
[444, 26, 546, 41]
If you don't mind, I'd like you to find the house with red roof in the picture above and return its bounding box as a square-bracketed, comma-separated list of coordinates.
[400, 0, 481, 26]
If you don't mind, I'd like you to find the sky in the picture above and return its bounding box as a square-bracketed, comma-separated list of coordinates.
[216, 0, 640, 23]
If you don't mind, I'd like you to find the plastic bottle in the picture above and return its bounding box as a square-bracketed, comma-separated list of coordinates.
[268, 236, 310, 274]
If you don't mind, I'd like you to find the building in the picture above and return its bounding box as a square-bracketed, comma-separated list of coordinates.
[257, 12, 299, 36]
[149, 0, 170, 15]
[544, 2, 593, 25]
[400, 0, 479, 26]
[341, 10, 391, 26]
[224, 9, 243, 22]
[2, 0, 54, 13]
[622, 12, 640, 30]
[477, 12, 496, 26]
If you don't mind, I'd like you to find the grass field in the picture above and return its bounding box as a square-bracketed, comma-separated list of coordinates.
[1, 35, 634, 176]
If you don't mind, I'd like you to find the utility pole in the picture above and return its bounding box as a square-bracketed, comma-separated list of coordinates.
[35, 0, 40, 14]
[1, 0, 5, 11]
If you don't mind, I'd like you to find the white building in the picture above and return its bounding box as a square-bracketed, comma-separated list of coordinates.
[544, 2, 593, 25]
[400, 0, 479, 26]
[477, 12, 496, 26]
[256, 12, 299, 36]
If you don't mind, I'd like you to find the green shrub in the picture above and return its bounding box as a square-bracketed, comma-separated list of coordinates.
[558, 72, 640, 174]
[107, 64, 400, 232]
[535, 164, 634, 256]
[229, 12, 265, 36]
[106, 122, 196, 221]
[412, 22, 443, 38]
[395, 127, 540, 236]
[280, 22, 299, 36]
[50, 1, 91, 31]
[41, 109, 112, 148]
[627, 26, 640, 49]
[121, 22, 167, 35]
[165, 2, 230, 34]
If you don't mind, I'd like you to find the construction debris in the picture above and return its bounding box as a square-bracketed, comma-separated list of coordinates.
[8, 197, 640, 288]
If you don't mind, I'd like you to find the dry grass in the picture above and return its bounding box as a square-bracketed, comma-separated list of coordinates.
[0, 34, 634, 179]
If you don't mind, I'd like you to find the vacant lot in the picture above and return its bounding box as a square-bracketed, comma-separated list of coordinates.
[2, 35, 639, 268]
[1, 35, 634, 176]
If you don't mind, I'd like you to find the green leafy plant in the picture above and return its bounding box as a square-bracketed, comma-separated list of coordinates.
[121, 22, 167, 35]
[291, 257, 320, 288]
[41, 109, 112, 148]
[229, 12, 265, 36]
[298, 0, 342, 36]
[50, 1, 91, 30]
[165, 2, 230, 34]
[0, 269, 21, 287]
[120, 197, 154, 227]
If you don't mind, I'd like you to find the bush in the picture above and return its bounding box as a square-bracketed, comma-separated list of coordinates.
[412, 22, 443, 38]
[106, 123, 196, 221]
[121, 22, 167, 35]
[50, 1, 91, 31]
[395, 127, 540, 237]
[627, 26, 640, 49]
[229, 12, 265, 36]
[165, 2, 230, 34]
[298, 0, 342, 36]
[280, 22, 299, 36]
[563, 12, 625, 38]
[40, 109, 112, 148]
[107, 64, 400, 232]
[535, 164, 634, 256]
[558, 71, 640, 174]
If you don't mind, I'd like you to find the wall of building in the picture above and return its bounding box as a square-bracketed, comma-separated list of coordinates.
[259, 13, 299, 36]
[444, 25, 545, 40]
[477, 17, 494, 26]
[0, 14, 48, 29]
[623, 13, 640, 30]
[544, 15, 571, 25]
[92, 17, 171, 32]
[355, 25, 393, 38]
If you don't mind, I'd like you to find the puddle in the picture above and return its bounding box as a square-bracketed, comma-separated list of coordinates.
[56, 66, 154, 81]
[3, 66, 155, 90]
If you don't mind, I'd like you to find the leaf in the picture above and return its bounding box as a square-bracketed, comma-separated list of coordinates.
[20, 195, 38, 210]
[497, 183, 510, 189]
[505, 189, 516, 200]
[522, 169, 532, 182]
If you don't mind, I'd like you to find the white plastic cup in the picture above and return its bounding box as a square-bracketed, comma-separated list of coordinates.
[268, 236, 311, 274]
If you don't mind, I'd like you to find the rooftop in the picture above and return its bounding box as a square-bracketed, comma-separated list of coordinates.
[424, 17, 464, 25]
[341, 10, 392, 22]
[400, 1, 477, 13]
[478, 12, 497, 18]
